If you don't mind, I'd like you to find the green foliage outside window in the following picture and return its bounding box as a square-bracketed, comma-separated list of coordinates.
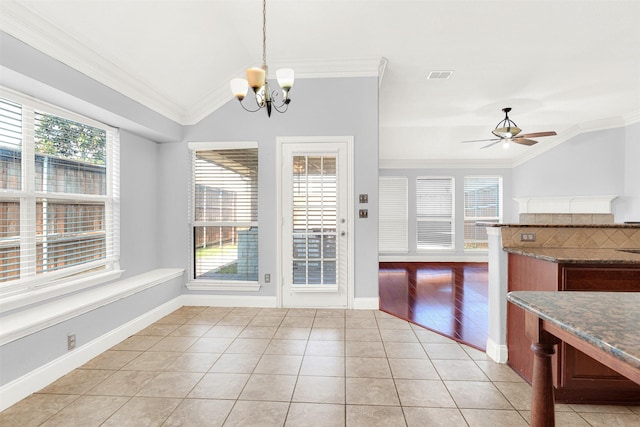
[35, 114, 106, 165]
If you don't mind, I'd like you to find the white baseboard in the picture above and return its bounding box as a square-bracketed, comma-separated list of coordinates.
[181, 294, 278, 308]
[1, 292, 381, 411]
[485, 338, 508, 364]
[0, 297, 182, 412]
[353, 297, 379, 310]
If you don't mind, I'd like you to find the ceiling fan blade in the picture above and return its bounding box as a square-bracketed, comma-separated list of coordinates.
[481, 141, 501, 149]
[517, 131, 557, 139]
[512, 138, 538, 146]
[461, 138, 501, 143]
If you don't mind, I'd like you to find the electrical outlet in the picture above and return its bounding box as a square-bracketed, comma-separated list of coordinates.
[520, 232, 536, 242]
[264, 273, 271, 283]
[67, 333, 76, 350]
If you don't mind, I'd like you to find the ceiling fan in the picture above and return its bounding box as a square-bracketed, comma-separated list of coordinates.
[462, 107, 557, 148]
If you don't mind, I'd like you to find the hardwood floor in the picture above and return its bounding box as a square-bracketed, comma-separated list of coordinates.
[379, 262, 488, 351]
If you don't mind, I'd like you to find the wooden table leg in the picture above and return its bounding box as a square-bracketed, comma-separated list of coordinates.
[525, 311, 561, 427]
[531, 342, 557, 427]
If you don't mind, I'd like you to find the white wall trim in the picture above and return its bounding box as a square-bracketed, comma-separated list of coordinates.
[486, 338, 508, 364]
[514, 195, 617, 214]
[353, 297, 379, 310]
[185, 282, 261, 292]
[276, 136, 355, 310]
[181, 294, 278, 308]
[1, 2, 386, 126]
[0, 268, 184, 346]
[0, 269, 124, 314]
[486, 226, 509, 363]
[0, 295, 183, 412]
[0, 2, 184, 123]
[379, 158, 514, 169]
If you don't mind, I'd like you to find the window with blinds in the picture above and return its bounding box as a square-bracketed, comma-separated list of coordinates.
[378, 176, 408, 252]
[464, 176, 502, 250]
[416, 177, 454, 250]
[0, 91, 119, 291]
[191, 145, 258, 282]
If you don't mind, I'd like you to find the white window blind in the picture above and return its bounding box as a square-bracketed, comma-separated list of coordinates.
[464, 176, 502, 250]
[0, 91, 119, 292]
[191, 145, 258, 282]
[416, 177, 454, 250]
[0, 98, 22, 283]
[378, 176, 408, 252]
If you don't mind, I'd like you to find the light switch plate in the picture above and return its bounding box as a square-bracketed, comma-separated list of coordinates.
[359, 194, 368, 203]
[359, 209, 368, 218]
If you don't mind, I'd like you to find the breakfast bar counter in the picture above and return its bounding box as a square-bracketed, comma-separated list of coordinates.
[507, 291, 640, 426]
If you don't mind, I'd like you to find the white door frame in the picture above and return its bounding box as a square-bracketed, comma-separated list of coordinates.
[276, 136, 354, 308]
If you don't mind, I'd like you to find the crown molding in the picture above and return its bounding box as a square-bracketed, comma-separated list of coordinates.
[379, 158, 514, 170]
[0, 1, 187, 123]
[1, 2, 387, 126]
[183, 57, 387, 125]
[511, 111, 640, 167]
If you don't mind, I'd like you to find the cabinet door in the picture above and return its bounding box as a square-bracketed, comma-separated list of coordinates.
[506, 254, 560, 381]
[557, 265, 640, 403]
[562, 265, 640, 291]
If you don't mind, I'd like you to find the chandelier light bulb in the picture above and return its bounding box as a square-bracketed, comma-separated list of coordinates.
[276, 68, 295, 90]
[230, 78, 249, 100]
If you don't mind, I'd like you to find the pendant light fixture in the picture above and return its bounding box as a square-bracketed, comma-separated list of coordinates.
[230, 0, 294, 117]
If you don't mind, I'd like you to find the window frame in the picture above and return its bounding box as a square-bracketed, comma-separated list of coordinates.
[187, 141, 260, 291]
[415, 176, 455, 252]
[0, 88, 121, 310]
[463, 175, 503, 251]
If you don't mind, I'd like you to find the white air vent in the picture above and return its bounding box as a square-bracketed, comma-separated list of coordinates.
[427, 70, 454, 80]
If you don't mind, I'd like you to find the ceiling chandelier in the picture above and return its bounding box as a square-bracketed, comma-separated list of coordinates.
[229, 0, 294, 117]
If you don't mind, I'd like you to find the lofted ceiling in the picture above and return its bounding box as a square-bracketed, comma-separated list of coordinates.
[1, 0, 639, 166]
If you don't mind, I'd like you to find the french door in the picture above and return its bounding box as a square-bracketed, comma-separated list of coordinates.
[279, 137, 352, 308]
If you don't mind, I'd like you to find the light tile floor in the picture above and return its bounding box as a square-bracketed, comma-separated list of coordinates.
[2, 306, 639, 426]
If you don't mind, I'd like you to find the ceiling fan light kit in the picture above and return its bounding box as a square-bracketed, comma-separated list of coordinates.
[492, 107, 521, 138]
[229, 0, 294, 117]
[462, 107, 557, 149]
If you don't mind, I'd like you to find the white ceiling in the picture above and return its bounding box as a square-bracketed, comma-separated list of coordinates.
[1, 0, 639, 166]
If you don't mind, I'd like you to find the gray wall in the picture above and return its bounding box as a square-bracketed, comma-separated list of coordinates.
[161, 77, 381, 299]
[0, 131, 182, 386]
[512, 126, 631, 221]
[624, 122, 640, 222]
[0, 34, 183, 387]
[378, 168, 514, 259]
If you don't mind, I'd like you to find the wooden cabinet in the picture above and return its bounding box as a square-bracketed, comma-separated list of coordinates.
[507, 253, 640, 404]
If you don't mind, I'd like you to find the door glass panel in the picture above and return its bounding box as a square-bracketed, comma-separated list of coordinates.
[291, 154, 338, 286]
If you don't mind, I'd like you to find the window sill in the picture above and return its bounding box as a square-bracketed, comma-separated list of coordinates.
[0, 268, 185, 346]
[186, 281, 261, 292]
[0, 269, 125, 314]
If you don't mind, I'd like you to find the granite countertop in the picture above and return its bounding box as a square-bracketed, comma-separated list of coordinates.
[503, 247, 640, 264]
[506, 291, 640, 373]
[483, 223, 640, 229]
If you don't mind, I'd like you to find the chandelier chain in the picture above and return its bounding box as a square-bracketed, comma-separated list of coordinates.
[262, 0, 267, 67]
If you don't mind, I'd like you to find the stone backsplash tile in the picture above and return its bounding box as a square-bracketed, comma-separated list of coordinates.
[501, 226, 640, 249]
